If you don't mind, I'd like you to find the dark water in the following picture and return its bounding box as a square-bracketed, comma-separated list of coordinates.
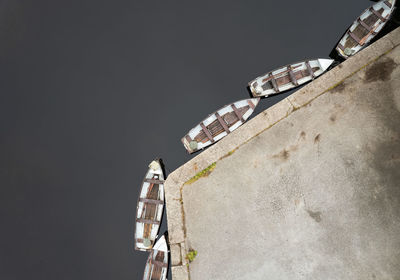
[1, 0, 391, 279]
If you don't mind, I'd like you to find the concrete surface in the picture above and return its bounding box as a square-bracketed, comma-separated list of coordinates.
[165, 27, 400, 279]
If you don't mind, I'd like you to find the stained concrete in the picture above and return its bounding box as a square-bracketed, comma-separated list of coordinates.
[178, 40, 400, 279]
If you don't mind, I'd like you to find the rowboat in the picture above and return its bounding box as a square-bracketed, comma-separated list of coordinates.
[248, 59, 334, 97]
[142, 234, 168, 280]
[135, 159, 165, 252]
[182, 98, 260, 153]
[336, 0, 396, 59]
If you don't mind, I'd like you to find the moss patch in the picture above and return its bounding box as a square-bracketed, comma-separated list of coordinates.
[186, 249, 198, 263]
[219, 148, 237, 160]
[184, 162, 216, 185]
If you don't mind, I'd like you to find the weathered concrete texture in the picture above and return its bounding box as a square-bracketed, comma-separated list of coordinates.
[165, 27, 400, 279]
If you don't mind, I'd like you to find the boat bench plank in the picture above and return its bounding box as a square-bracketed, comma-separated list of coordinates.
[144, 178, 164, 185]
[370, 7, 386, 22]
[215, 112, 230, 134]
[357, 18, 376, 34]
[200, 122, 215, 143]
[348, 31, 362, 45]
[150, 258, 168, 268]
[139, 198, 164, 205]
[269, 74, 280, 92]
[247, 99, 255, 109]
[305, 61, 316, 79]
[185, 135, 192, 143]
[384, 0, 392, 7]
[288, 66, 299, 86]
[136, 218, 160, 225]
[231, 104, 245, 122]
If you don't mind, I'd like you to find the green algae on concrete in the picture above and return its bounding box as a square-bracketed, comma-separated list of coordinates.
[184, 162, 216, 185]
[185, 249, 198, 263]
[219, 148, 237, 160]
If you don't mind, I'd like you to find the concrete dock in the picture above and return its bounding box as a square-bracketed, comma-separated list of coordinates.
[165, 27, 400, 280]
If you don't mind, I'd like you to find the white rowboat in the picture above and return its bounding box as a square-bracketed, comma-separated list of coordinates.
[135, 159, 165, 252]
[142, 234, 168, 280]
[336, 0, 396, 58]
[182, 98, 260, 153]
[248, 59, 334, 97]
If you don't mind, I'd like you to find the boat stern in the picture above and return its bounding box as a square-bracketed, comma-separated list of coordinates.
[248, 80, 262, 97]
[336, 45, 349, 59]
[134, 238, 153, 252]
[181, 136, 196, 154]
